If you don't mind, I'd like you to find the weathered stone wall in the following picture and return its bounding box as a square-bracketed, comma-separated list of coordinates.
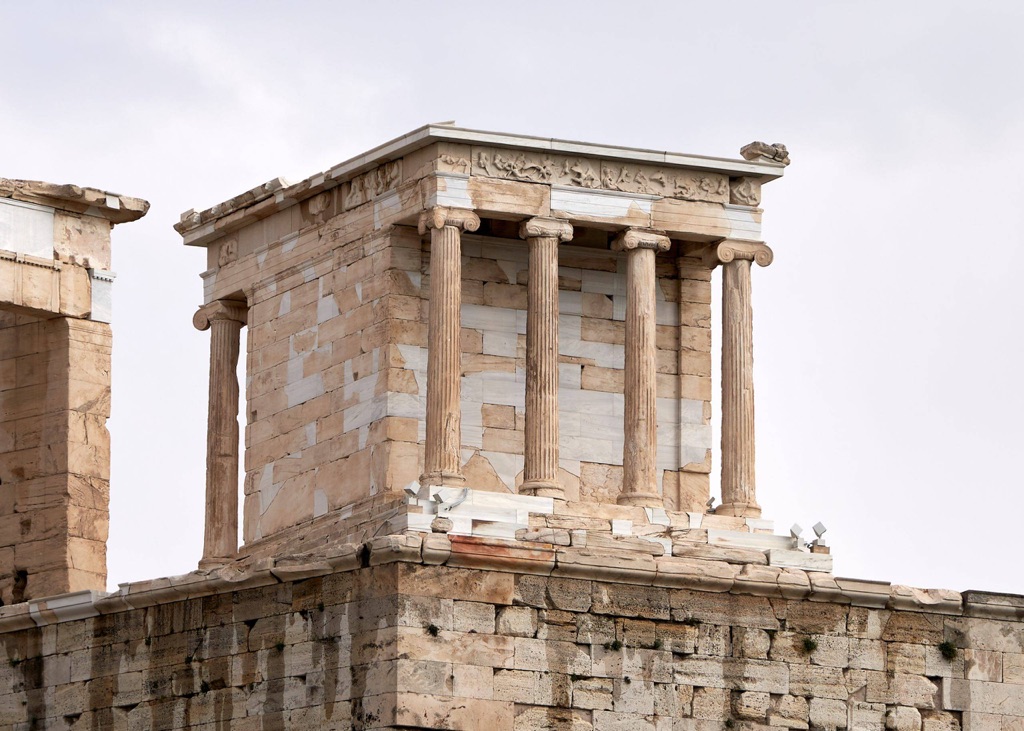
[239, 210, 431, 542]
[0, 314, 111, 604]
[1, 538, 1021, 730]
[0, 190, 132, 604]
[0, 314, 111, 603]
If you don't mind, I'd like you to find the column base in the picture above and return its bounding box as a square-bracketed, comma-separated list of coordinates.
[417, 468, 466, 487]
[617, 492, 664, 508]
[419, 471, 466, 497]
[520, 480, 565, 500]
[198, 556, 234, 571]
[715, 502, 762, 518]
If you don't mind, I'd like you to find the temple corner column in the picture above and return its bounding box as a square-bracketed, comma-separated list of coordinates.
[193, 298, 247, 567]
[418, 206, 480, 492]
[703, 239, 773, 518]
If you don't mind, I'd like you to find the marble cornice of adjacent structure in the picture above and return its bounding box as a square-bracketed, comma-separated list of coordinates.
[3, 532, 1016, 633]
[0, 178, 149, 224]
[0, 249, 62, 270]
[175, 124, 786, 247]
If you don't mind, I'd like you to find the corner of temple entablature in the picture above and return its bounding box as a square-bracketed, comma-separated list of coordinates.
[701, 239, 774, 270]
[728, 141, 791, 208]
[192, 299, 248, 331]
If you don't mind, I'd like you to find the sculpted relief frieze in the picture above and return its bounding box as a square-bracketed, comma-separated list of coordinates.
[729, 176, 761, 207]
[343, 160, 403, 210]
[437, 154, 470, 173]
[474, 149, 600, 188]
[470, 146, 730, 204]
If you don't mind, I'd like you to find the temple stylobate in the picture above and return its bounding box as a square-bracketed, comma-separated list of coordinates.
[175, 124, 793, 565]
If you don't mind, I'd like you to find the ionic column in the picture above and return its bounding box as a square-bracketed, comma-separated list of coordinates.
[418, 206, 480, 490]
[519, 217, 573, 498]
[193, 299, 247, 567]
[703, 240, 774, 518]
[612, 229, 671, 507]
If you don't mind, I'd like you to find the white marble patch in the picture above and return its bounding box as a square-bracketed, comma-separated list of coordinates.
[374, 190, 402, 229]
[343, 393, 387, 432]
[612, 519, 632, 536]
[317, 292, 339, 323]
[550, 186, 654, 221]
[89, 270, 115, 323]
[258, 464, 279, 514]
[483, 331, 517, 357]
[286, 373, 324, 408]
[708, 529, 796, 551]
[767, 548, 833, 573]
[559, 363, 582, 389]
[429, 173, 472, 209]
[463, 303, 517, 333]
[0, 197, 53, 258]
[313, 489, 328, 518]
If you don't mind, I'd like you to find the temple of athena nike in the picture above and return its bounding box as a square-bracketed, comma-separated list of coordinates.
[1, 126, 1022, 729]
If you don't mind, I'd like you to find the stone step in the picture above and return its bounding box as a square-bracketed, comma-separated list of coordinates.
[708, 529, 797, 551]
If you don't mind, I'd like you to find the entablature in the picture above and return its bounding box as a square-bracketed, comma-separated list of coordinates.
[176, 124, 786, 249]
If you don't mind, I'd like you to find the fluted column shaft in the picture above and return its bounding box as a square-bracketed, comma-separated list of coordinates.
[193, 300, 247, 566]
[419, 207, 480, 490]
[703, 240, 773, 518]
[520, 218, 573, 498]
[613, 229, 671, 507]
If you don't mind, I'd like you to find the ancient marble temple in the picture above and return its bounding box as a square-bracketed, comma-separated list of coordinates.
[1, 127, 1022, 730]
[179, 125, 794, 560]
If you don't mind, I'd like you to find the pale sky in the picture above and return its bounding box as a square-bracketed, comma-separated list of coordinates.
[3, 2, 1022, 594]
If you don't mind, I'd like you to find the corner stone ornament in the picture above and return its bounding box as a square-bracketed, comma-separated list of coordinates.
[703, 240, 773, 518]
[740, 141, 791, 167]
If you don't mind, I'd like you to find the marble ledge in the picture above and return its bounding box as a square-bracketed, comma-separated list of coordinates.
[0, 531, 1006, 634]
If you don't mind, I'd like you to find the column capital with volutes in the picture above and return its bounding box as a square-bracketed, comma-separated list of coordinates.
[612, 228, 671, 253]
[418, 206, 481, 235]
[193, 300, 247, 331]
[702, 240, 774, 269]
[519, 217, 573, 242]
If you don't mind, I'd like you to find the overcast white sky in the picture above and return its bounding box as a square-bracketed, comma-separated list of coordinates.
[3, 2, 1022, 595]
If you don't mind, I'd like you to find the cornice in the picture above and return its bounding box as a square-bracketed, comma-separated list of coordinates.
[174, 124, 787, 246]
[1, 178, 149, 224]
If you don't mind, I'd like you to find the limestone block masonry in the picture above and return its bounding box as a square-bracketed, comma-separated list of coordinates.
[0, 536, 1022, 730]
[0, 179, 148, 603]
